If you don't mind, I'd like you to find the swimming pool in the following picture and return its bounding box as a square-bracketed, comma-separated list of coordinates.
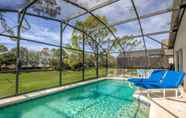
[0, 79, 149, 118]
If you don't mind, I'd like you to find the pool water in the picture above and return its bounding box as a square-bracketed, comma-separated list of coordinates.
[0, 80, 149, 118]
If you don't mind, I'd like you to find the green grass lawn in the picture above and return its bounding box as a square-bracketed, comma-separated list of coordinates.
[0, 68, 106, 98]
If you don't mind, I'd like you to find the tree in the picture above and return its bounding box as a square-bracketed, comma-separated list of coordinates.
[11, 47, 29, 66]
[63, 50, 82, 70]
[0, 44, 8, 53]
[107, 53, 117, 68]
[72, 16, 116, 68]
[0, 45, 17, 70]
[49, 48, 60, 69]
[27, 51, 40, 67]
[0, 48, 16, 70]
[49, 48, 72, 69]
[28, 0, 61, 17]
[113, 36, 142, 56]
[84, 53, 95, 68]
[0, 44, 8, 70]
[72, 16, 116, 52]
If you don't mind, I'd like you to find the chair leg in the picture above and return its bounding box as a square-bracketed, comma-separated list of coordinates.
[175, 89, 178, 98]
[147, 90, 150, 97]
[163, 89, 165, 97]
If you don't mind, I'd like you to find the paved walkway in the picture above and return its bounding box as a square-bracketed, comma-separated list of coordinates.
[149, 92, 186, 118]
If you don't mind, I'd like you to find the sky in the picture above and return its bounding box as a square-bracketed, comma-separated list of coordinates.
[0, 0, 173, 53]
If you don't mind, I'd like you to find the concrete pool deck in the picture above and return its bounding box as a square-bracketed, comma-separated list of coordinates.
[0, 77, 185, 118]
[149, 93, 186, 118]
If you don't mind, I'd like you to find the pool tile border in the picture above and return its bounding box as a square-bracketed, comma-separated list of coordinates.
[0, 78, 108, 108]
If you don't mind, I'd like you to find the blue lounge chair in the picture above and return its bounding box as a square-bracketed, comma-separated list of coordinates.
[135, 71, 185, 97]
[128, 70, 166, 83]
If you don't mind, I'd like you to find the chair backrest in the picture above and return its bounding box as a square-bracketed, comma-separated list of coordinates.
[162, 71, 185, 88]
[149, 70, 166, 81]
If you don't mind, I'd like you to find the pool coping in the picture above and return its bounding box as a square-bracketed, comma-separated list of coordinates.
[0, 78, 106, 108]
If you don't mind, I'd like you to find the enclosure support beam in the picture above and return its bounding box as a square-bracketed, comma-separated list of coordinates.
[172, 2, 186, 48]
[102, 30, 172, 45]
[15, 13, 20, 95]
[59, 23, 67, 86]
[82, 34, 85, 81]
[0, 32, 94, 53]
[127, 30, 171, 39]
[96, 41, 99, 79]
[15, 0, 38, 95]
[88, 8, 177, 33]
[146, 36, 169, 48]
[19, 0, 39, 13]
[16, 9, 27, 95]
[110, 8, 177, 27]
[59, 22, 62, 86]
[106, 52, 108, 77]
[65, 0, 121, 21]
[131, 0, 149, 67]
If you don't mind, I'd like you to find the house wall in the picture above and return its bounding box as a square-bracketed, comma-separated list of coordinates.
[174, 11, 186, 91]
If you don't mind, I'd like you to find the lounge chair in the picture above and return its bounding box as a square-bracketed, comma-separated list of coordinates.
[135, 71, 185, 97]
[128, 70, 166, 83]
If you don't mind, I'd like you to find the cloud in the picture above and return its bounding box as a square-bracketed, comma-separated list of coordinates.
[20, 40, 58, 51]
[22, 23, 60, 44]
[0, 37, 16, 49]
[63, 26, 73, 45]
[141, 12, 171, 33]
[134, 0, 173, 15]
[93, 0, 135, 23]
[21, 23, 73, 50]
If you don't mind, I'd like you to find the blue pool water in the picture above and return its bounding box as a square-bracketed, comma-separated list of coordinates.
[0, 80, 149, 118]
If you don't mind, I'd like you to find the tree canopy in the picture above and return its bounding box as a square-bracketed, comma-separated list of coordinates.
[72, 15, 116, 52]
[0, 44, 8, 53]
